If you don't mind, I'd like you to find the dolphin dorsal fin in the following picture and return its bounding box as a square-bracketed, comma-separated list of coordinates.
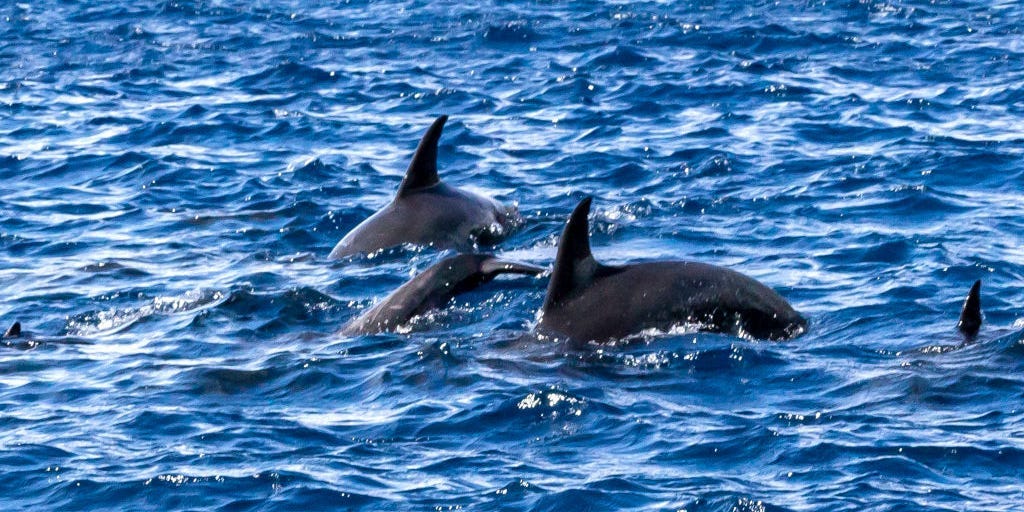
[4, 321, 21, 338]
[543, 197, 604, 309]
[396, 115, 448, 197]
[956, 280, 982, 337]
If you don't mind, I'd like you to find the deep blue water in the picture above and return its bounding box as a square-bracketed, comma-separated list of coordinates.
[2, 0, 1024, 510]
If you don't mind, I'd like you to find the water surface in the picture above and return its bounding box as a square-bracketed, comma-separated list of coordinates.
[2, 1, 1024, 510]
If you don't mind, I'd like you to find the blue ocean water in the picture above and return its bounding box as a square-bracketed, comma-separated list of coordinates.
[2, 0, 1024, 509]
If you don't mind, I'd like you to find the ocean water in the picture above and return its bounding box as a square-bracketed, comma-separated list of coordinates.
[2, 0, 1024, 510]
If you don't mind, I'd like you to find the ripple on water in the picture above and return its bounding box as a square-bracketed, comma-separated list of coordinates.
[3, 0, 1024, 510]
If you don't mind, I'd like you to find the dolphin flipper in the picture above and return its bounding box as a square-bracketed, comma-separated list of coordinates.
[396, 115, 447, 196]
[956, 280, 982, 338]
[4, 322, 21, 338]
[480, 258, 545, 277]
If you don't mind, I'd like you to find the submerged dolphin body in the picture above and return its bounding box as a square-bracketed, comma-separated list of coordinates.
[341, 253, 544, 335]
[2, 321, 41, 350]
[3, 322, 93, 348]
[536, 197, 807, 344]
[329, 116, 520, 259]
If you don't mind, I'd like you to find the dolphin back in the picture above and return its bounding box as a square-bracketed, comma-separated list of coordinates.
[328, 115, 521, 259]
[538, 197, 806, 343]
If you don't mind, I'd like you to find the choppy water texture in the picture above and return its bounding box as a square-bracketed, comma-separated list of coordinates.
[2, 1, 1024, 510]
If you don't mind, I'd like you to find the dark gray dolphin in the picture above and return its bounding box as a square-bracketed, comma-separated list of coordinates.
[956, 279, 982, 338]
[329, 116, 521, 259]
[536, 197, 807, 344]
[342, 253, 544, 335]
[1, 322, 89, 349]
[2, 321, 39, 350]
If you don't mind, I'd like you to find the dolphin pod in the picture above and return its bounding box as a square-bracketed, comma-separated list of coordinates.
[329, 115, 521, 259]
[341, 253, 544, 335]
[535, 197, 807, 343]
[5, 116, 998, 347]
[8, 280, 980, 344]
[330, 116, 1003, 344]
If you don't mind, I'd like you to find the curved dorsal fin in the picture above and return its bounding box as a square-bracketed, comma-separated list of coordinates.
[397, 115, 447, 197]
[956, 280, 982, 337]
[4, 321, 21, 338]
[543, 197, 604, 309]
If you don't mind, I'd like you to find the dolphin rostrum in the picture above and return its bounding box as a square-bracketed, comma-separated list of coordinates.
[536, 197, 807, 344]
[342, 253, 544, 335]
[329, 116, 521, 259]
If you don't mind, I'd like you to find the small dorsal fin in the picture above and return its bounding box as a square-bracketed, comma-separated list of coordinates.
[4, 321, 21, 338]
[543, 197, 604, 309]
[957, 280, 982, 337]
[396, 115, 447, 196]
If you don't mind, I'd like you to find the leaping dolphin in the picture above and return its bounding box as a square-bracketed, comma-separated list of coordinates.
[535, 197, 807, 344]
[341, 253, 544, 335]
[329, 116, 521, 259]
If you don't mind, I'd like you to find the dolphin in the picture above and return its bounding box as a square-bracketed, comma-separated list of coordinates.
[956, 279, 982, 338]
[2, 321, 39, 350]
[2, 320, 95, 349]
[341, 253, 544, 335]
[535, 197, 807, 344]
[329, 115, 521, 259]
